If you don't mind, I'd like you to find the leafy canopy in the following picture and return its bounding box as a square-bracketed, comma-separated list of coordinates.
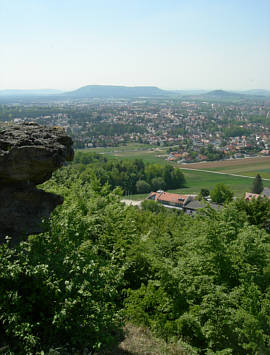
[210, 183, 234, 204]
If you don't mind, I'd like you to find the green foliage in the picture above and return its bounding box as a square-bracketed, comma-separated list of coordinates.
[141, 199, 166, 213]
[210, 183, 234, 204]
[252, 173, 263, 194]
[199, 144, 225, 161]
[151, 177, 166, 191]
[136, 180, 151, 194]
[200, 188, 210, 197]
[1, 166, 270, 354]
[71, 157, 185, 194]
[124, 204, 270, 353]
[198, 188, 210, 200]
[234, 196, 270, 231]
[0, 180, 127, 354]
[73, 151, 107, 164]
[224, 126, 250, 138]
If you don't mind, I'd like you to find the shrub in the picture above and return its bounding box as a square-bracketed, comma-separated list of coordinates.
[210, 183, 233, 204]
[0, 182, 125, 354]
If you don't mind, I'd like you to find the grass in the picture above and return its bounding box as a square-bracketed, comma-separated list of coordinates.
[86, 144, 169, 165]
[179, 156, 270, 179]
[170, 169, 252, 196]
[96, 324, 193, 355]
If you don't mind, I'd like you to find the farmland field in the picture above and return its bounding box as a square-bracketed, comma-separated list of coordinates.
[178, 156, 270, 179]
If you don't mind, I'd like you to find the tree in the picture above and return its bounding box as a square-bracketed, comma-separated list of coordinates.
[151, 177, 166, 191]
[234, 196, 270, 230]
[252, 174, 263, 194]
[171, 168, 186, 189]
[198, 188, 210, 200]
[210, 183, 233, 204]
[136, 180, 151, 194]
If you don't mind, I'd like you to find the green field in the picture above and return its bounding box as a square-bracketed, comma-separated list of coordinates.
[178, 157, 270, 179]
[193, 163, 270, 179]
[171, 169, 252, 196]
[86, 144, 169, 165]
[84, 144, 263, 197]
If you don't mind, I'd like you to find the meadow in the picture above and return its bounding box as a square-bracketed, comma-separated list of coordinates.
[85, 144, 168, 164]
[178, 156, 270, 179]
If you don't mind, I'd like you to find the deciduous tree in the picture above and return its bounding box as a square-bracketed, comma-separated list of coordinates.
[210, 183, 233, 204]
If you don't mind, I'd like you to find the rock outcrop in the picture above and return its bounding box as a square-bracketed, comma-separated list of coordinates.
[0, 122, 74, 245]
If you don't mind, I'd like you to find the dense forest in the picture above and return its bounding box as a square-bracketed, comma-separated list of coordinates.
[72, 152, 186, 194]
[0, 164, 270, 354]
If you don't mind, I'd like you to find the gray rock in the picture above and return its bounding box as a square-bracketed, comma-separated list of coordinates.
[0, 122, 73, 184]
[0, 122, 74, 245]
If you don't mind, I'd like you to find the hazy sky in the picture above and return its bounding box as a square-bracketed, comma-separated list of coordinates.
[0, 0, 269, 91]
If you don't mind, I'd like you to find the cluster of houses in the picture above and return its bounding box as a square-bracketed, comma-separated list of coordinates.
[146, 190, 220, 215]
[144, 186, 270, 215]
[245, 187, 270, 201]
[14, 98, 270, 155]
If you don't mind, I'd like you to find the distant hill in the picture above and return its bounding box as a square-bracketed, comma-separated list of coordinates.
[239, 89, 270, 96]
[0, 86, 269, 102]
[0, 89, 63, 96]
[171, 89, 208, 95]
[205, 90, 243, 98]
[64, 85, 169, 98]
[201, 89, 270, 101]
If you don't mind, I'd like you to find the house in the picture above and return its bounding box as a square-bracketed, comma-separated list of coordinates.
[198, 154, 208, 160]
[245, 188, 270, 201]
[245, 192, 260, 200]
[183, 199, 205, 214]
[147, 191, 195, 209]
[183, 199, 221, 215]
[147, 191, 221, 215]
[260, 150, 270, 156]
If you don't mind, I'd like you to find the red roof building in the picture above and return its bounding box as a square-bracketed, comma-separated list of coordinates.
[147, 191, 194, 208]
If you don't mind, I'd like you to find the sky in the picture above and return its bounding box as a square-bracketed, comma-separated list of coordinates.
[0, 0, 269, 91]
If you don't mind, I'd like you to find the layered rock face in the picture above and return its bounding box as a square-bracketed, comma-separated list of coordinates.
[0, 122, 73, 245]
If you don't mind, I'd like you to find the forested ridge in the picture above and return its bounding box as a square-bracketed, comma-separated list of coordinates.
[0, 163, 270, 354]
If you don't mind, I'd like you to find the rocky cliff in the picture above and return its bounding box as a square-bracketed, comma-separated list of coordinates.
[0, 122, 74, 245]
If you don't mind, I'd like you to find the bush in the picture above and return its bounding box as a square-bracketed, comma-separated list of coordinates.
[0, 182, 125, 354]
[124, 204, 270, 353]
[210, 183, 233, 204]
[141, 199, 166, 213]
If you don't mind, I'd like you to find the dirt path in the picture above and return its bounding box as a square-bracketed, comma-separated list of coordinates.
[121, 199, 142, 207]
